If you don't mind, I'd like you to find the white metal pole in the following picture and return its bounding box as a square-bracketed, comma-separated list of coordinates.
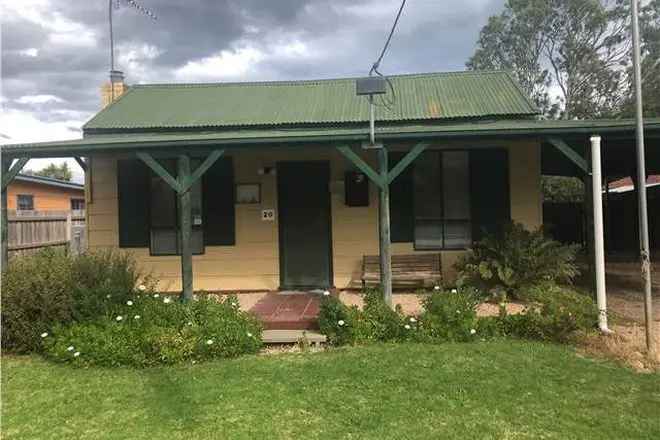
[590, 135, 611, 333]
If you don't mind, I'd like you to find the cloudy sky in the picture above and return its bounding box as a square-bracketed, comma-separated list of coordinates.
[1, 0, 504, 180]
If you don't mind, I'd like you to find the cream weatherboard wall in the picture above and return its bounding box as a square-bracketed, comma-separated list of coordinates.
[86, 139, 542, 291]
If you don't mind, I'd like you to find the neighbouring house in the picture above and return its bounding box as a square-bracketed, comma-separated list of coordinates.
[2, 70, 659, 295]
[7, 174, 84, 213]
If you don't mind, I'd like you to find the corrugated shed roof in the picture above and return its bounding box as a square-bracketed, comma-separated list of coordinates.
[15, 173, 84, 190]
[84, 71, 538, 131]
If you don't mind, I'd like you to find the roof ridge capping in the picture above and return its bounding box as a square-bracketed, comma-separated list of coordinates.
[129, 69, 514, 88]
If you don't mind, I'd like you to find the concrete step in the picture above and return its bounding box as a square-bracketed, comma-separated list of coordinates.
[262, 329, 327, 345]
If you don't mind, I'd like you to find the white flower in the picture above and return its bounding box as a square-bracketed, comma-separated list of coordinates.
[404, 324, 411, 330]
[73, 351, 80, 357]
[206, 339, 214, 345]
[163, 297, 172, 304]
[40, 332, 48, 338]
[115, 315, 123, 322]
[134, 315, 141, 320]
[153, 293, 160, 298]
[137, 284, 147, 292]
[247, 332, 253, 338]
[106, 294, 111, 299]
[67, 345, 75, 351]
[126, 300, 133, 306]
[187, 321, 193, 326]
[433, 285, 441, 291]
[470, 329, 477, 335]
[338, 320, 345, 326]
[456, 310, 461, 314]
[323, 290, 330, 296]
[409, 317, 416, 323]
[451, 288, 457, 294]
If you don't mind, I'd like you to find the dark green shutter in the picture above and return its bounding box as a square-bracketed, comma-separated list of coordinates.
[470, 149, 510, 241]
[389, 152, 414, 243]
[117, 159, 150, 247]
[203, 157, 235, 245]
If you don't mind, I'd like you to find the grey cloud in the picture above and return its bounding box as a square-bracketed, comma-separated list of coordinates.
[3, 0, 504, 139]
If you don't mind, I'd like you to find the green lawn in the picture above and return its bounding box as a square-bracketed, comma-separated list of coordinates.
[3, 342, 660, 440]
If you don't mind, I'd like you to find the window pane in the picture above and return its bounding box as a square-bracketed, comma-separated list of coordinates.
[151, 229, 178, 255]
[414, 152, 443, 249]
[150, 161, 177, 229]
[442, 151, 471, 248]
[71, 199, 85, 211]
[17, 195, 34, 211]
[444, 220, 472, 249]
[191, 228, 204, 253]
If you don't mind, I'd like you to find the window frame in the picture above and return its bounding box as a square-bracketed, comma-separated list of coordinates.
[16, 194, 34, 211]
[70, 198, 85, 211]
[147, 159, 206, 257]
[412, 149, 473, 251]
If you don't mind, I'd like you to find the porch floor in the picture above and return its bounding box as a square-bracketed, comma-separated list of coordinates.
[248, 292, 321, 330]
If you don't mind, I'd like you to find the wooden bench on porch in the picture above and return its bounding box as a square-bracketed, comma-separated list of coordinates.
[361, 254, 442, 288]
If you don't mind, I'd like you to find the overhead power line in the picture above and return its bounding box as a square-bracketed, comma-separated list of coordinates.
[369, 0, 407, 112]
[370, 0, 407, 76]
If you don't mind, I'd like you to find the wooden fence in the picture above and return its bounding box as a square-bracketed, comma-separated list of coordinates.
[7, 210, 86, 258]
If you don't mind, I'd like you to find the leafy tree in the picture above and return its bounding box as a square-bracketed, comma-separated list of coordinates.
[467, 0, 555, 115]
[25, 163, 73, 182]
[468, 0, 631, 119]
[640, 0, 660, 116]
[620, 0, 660, 117]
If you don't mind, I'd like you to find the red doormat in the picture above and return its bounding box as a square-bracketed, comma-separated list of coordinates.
[248, 292, 321, 330]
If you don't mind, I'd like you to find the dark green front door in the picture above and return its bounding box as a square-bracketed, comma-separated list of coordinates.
[277, 161, 332, 289]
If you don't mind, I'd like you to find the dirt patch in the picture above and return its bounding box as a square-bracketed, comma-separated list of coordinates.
[579, 323, 660, 372]
[578, 283, 660, 372]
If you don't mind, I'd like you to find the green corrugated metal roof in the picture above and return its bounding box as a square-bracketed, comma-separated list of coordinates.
[84, 71, 538, 131]
[6, 118, 660, 158]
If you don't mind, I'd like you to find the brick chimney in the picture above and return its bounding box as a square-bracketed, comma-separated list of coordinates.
[101, 70, 128, 108]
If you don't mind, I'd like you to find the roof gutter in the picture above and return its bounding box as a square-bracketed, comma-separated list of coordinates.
[2, 122, 660, 159]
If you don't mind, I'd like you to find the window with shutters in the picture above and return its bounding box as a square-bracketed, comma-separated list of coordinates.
[390, 148, 509, 249]
[117, 158, 235, 253]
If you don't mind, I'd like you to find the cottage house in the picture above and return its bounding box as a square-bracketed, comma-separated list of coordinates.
[2, 70, 659, 302]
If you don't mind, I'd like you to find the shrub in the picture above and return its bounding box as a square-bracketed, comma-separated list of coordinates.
[318, 294, 357, 346]
[357, 288, 409, 342]
[1, 249, 145, 353]
[455, 222, 580, 300]
[417, 287, 482, 342]
[69, 249, 144, 321]
[1, 249, 74, 353]
[498, 283, 598, 343]
[42, 295, 262, 367]
[318, 289, 412, 345]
